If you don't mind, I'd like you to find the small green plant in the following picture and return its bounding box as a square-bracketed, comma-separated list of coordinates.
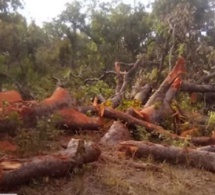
[15, 114, 62, 156]
[207, 111, 215, 127]
[205, 111, 215, 135]
[132, 126, 151, 141]
[118, 99, 142, 111]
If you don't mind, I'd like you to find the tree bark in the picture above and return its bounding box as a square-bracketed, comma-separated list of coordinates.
[180, 81, 215, 93]
[0, 90, 22, 106]
[191, 136, 215, 146]
[119, 140, 215, 173]
[134, 84, 152, 105]
[144, 57, 185, 107]
[56, 108, 103, 131]
[100, 107, 178, 138]
[100, 121, 131, 147]
[35, 87, 76, 116]
[0, 139, 101, 189]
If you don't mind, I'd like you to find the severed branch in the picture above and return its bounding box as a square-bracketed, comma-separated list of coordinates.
[109, 56, 145, 108]
[98, 107, 179, 138]
[84, 70, 116, 84]
[144, 57, 186, 108]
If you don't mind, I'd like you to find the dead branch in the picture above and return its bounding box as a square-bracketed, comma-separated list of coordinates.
[84, 70, 116, 84]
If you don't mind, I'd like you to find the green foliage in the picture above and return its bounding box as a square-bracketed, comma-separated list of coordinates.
[178, 43, 185, 56]
[76, 80, 114, 104]
[207, 111, 215, 128]
[15, 114, 62, 156]
[118, 99, 142, 111]
[132, 126, 151, 141]
[176, 93, 204, 112]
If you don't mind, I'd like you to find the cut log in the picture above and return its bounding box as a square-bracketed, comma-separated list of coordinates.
[119, 140, 215, 173]
[57, 108, 103, 131]
[0, 90, 22, 106]
[0, 139, 101, 189]
[35, 87, 76, 116]
[197, 145, 215, 153]
[180, 81, 215, 93]
[0, 87, 76, 130]
[100, 121, 131, 146]
[191, 136, 215, 146]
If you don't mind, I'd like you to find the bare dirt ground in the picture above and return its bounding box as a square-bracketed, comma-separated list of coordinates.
[2, 131, 215, 195]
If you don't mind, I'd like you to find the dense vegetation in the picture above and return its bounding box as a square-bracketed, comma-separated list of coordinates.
[0, 0, 214, 104]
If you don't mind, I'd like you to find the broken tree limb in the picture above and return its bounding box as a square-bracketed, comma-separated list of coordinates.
[145, 57, 185, 108]
[134, 77, 182, 124]
[0, 139, 101, 189]
[84, 70, 116, 84]
[100, 121, 131, 147]
[119, 140, 215, 173]
[114, 62, 124, 94]
[100, 107, 178, 138]
[56, 108, 103, 131]
[119, 56, 144, 94]
[180, 81, 215, 93]
[109, 56, 145, 108]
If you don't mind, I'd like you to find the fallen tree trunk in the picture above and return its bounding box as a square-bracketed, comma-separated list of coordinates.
[0, 90, 22, 105]
[119, 140, 215, 173]
[57, 108, 103, 131]
[35, 87, 76, 116]
[0, 139, 101, 189]
[191, 136, 215, 146]
[180, 81, 215, 93]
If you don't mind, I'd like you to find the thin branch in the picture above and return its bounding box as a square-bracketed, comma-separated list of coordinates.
[84, 71, 116, 84]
